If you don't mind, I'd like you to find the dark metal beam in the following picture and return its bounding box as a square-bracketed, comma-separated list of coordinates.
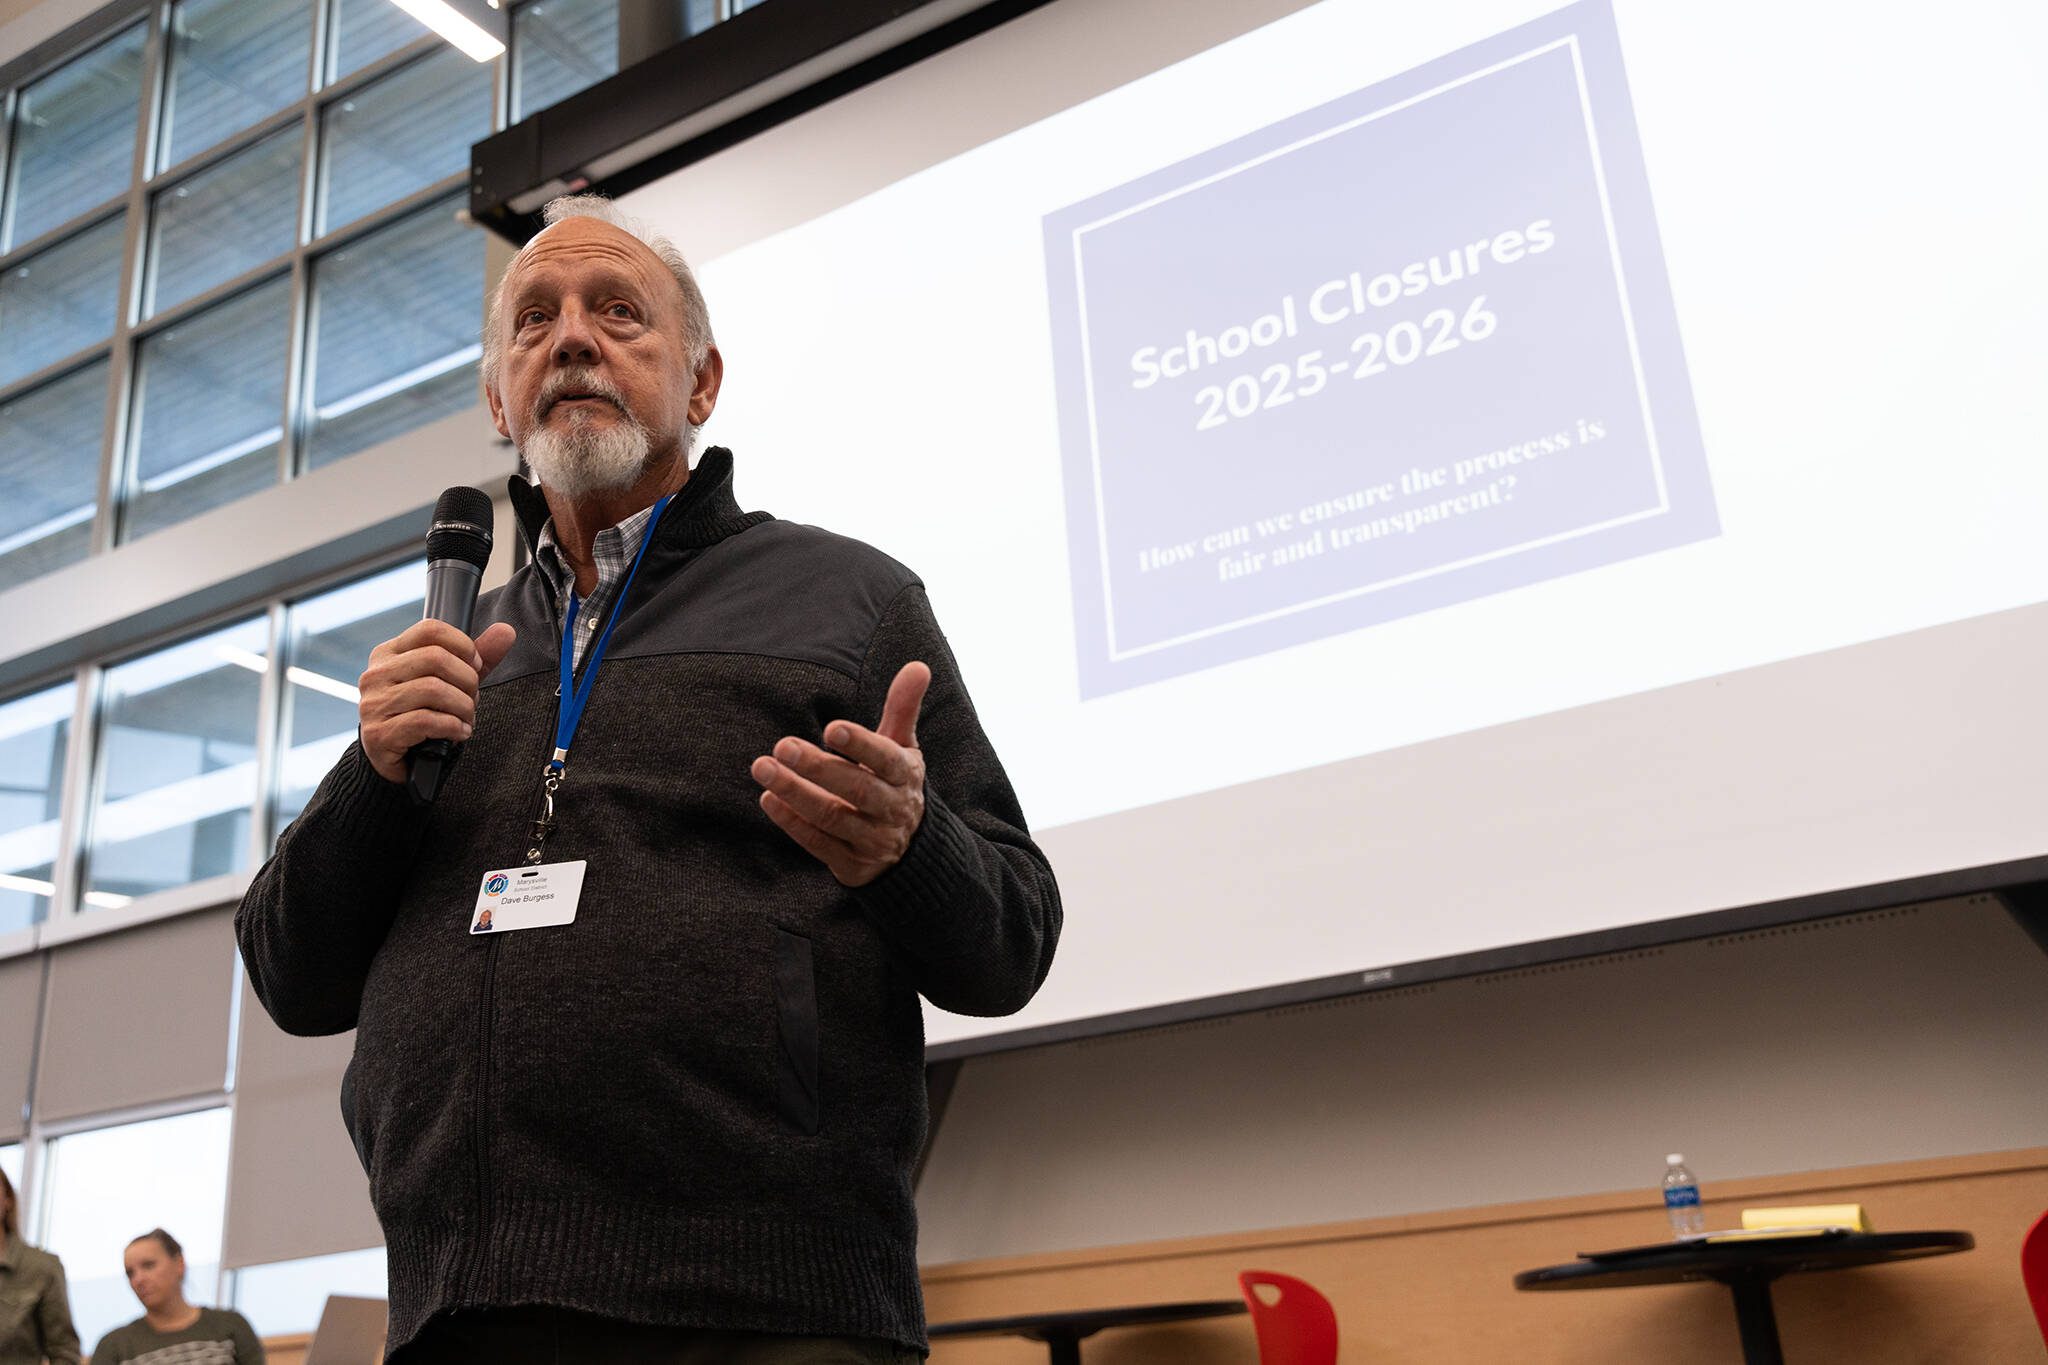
[2001, 883, 2048, 958]
[470, 0, 1057, 243]
[925, 853, 2048, 1063]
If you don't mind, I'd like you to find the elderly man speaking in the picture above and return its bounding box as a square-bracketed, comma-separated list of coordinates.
[237, 197, 1062, 1364]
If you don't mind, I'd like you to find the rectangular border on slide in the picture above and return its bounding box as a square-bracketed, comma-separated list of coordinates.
[1076, 39, 1652, 661]
[1045, 0, 1713, 694]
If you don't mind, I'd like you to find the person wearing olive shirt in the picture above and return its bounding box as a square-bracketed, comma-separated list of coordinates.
[90, 1230, 263, 1365]
[0, 1167, 81, 1365]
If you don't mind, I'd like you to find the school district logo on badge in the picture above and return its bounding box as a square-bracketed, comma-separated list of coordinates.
[484, 873, 509, 896]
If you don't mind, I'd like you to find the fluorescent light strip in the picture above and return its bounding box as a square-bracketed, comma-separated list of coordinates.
[215, 645, 362, 703]
[0, 500, 92, 558]
[287, 666, 362, 703]
[385, 0, 504, 62]
[316, 344, 482, 422]
[137, 426, 284, 494]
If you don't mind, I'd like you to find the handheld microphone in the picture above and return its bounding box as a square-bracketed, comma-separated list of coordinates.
[407, 485, 494, 806]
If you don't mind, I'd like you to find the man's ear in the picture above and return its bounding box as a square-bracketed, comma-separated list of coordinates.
[485, 377, 511, 441]
[687, 346, 724, 427]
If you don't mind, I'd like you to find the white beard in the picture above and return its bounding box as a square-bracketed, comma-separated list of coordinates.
[523, 406, 656, 498]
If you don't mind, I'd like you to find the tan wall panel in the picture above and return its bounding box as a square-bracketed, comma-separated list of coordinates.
[924, 1149, 2048, 1364]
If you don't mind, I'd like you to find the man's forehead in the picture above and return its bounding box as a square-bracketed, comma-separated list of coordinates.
[509, 218, 672, 295]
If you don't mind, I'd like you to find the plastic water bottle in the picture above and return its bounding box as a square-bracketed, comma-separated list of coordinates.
[1662, 1154, 1705, 1237]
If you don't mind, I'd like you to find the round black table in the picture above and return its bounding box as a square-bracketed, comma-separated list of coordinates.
[928, 1299, 1247, 1365]
[1514, 1229, 1973, 1364]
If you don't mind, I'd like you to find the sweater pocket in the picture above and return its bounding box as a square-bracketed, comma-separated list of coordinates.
[773, 927, 820, 1135]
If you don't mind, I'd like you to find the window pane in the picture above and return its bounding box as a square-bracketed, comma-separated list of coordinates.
[305, 201, 480, 468]
[0, 358, 107, 585]
[5, 24, 147, 250]
[231, 1246, 386, 1337]
[0, 214, 125, 387]
[42, 1109, 230, 1350]
[161, 0, 314, 170]
[514, 0, 624, 121]
[86, 618, 265, 902]
[0, 1143, 19, 1190]
[125, 277, 290, 542]
[0, 683, 73, 934]
[317, 47, 490, 235]
[276, 561, 419, 829]
[148, 128, 301, 316]
[328, 0, 429, 82]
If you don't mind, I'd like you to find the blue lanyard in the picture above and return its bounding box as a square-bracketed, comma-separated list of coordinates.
[549, 492, 672, 775]
[527, 494, 670, 865]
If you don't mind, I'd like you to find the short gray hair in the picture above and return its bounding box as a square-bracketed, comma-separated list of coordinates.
[480, 194, 715, 394]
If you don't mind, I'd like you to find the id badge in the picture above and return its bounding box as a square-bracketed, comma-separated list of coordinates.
[471, 861, 585, 934]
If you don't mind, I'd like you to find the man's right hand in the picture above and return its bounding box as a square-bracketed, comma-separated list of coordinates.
[358, 620, 518, 785]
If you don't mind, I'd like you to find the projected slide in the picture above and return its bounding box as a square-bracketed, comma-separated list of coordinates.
[1045, 0, 1713, 697]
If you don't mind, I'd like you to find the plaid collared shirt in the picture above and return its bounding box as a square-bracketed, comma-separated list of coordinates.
[533, 501, 660, 675]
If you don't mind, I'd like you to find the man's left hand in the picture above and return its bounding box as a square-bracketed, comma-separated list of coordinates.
[752, 661, 931, 887]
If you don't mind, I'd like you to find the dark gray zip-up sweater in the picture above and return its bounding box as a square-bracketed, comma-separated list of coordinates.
[235, 449, 1061, 1355]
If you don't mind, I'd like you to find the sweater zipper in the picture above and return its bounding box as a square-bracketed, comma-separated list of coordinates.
[470, 578, 563, 1244]
[472, 934, 501, 1245]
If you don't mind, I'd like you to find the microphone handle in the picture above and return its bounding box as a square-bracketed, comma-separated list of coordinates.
[407, 561, 485, 806]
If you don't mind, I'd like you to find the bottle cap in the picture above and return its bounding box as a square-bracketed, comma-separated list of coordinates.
[1667, 1153, 1685, 1166]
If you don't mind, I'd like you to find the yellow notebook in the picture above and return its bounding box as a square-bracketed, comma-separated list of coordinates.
[1739, 1204, 1871, 1233]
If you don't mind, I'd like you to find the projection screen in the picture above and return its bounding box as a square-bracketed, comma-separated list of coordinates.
[620, 0, 2048, 1049]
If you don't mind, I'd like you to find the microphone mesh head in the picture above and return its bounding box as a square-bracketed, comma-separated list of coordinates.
[425, 486, 494, 569]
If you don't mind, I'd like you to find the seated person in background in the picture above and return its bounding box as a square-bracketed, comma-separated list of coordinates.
[91, 1230, 264, 1365]
[0, 1167, 81, 1365]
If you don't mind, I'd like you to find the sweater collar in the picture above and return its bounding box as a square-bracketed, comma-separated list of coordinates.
[507, 446, 765, 556]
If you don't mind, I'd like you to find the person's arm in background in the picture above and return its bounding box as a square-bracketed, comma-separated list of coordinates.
[235, 619, 514, 1035]
[754, 583, 1061, 1016]
[35, 1255, 81, 1365]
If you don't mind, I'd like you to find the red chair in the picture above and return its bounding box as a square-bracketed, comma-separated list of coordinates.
[2024, 1209, 2048, 1347]
[1237, 1270, 1338, 1365]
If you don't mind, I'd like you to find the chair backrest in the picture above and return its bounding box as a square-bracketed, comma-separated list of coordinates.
[1238, 1270, 1339, 1365]
[2023, 1210, 2048, 1347]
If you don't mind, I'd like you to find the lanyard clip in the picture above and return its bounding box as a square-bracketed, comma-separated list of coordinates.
[526, 763, 565, 865]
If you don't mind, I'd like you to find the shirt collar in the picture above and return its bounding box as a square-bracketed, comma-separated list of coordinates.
[532, 499, 660, 605]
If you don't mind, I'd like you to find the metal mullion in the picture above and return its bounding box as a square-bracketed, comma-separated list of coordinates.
[130, 256, 296, 342]
[246, 602, 287, 871]
[493, 2, 513, 132]
[284, 0, 335, 480]
[30, 1089, 229, 1143]
[280, 92, 322, 481]
[306, 171, 470, 258]
[0, 190, 127, 271]
[307, 0, 335, 126]
[144, 102, 308, 194]
[86, 2, 170, 560]
[0, 345, 114, 409]
[0, 87, 17, 251]
[45, 665, 102, 930]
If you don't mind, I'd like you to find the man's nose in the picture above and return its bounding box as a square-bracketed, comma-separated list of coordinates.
[551, 302, 601, 366]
